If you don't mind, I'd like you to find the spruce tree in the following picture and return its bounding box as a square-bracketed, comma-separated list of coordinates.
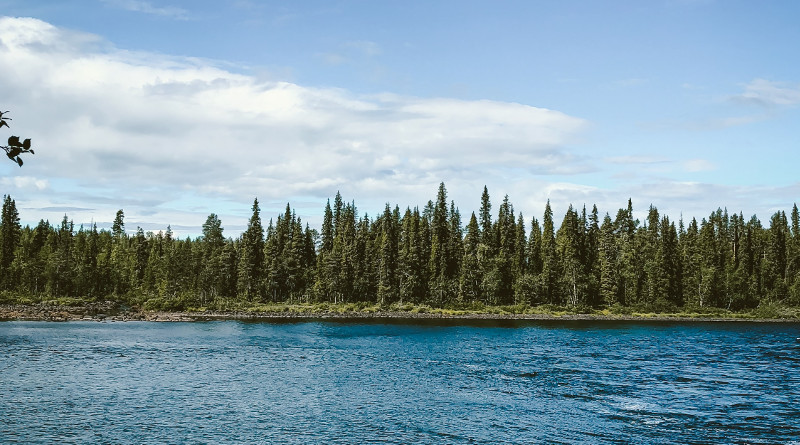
[238, 198, 265, 301]
[460, 212, 481, 303]
[378, 204, 399, 305]
[598, 213, 618, 307]
[556, 205, 584, 307]
[0, 195, 21, 289]
[429, 183, 451, 304]
[540, 200, 558, 304]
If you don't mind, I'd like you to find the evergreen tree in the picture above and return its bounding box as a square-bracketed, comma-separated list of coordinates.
[238, 198, 265, 301]
[514, 215, 542, 306]
[527, 217, 543, 276]
[479, 186, 493, 247]
[399, 208, 425, 303]
[45, 216, 75, 297]
[460, 212, 481, 303]
[789, 204, 800, 304]
[429, 183, 452, 304]
[765, 211, 789, 301]
[0, 195, 21, 289]
[1, 183, 799, 314]
[540, 200, 558, 304]
[660, 217, 682, 308]
[112, 210, 125, 238]
[584, 205, 600, 307]
[556, 205, 584, 306]
[199, 214, 225, 301]
[110, 209, 130, 295]
[642, 205, 664, 307]
[314, 200, 336, 302]
[477, 187, 497, 304]
[377, 204, 399, 304]
[492, 195, 515, 305]
[11, 219, 49, 296]
[598, 213, 618, 307]
[615, 199, 641, 306]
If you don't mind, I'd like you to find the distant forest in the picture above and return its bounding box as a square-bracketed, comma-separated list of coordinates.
[1, 184, 799, 311]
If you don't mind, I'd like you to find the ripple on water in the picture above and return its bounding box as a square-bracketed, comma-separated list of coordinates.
[1, 320, 799, 444]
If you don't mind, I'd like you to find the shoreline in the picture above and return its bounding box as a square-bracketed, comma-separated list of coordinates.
[1, 304, 797, 323]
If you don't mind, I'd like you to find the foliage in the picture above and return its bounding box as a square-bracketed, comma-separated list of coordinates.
[1, 111, 35, 167]
[1, 186, 799, 317]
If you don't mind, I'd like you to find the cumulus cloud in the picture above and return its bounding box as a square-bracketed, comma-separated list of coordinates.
[0, 17, 586, 234]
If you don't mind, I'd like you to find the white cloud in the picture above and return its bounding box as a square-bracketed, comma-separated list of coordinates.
[605, 155, 668, 165]
[0, 176, 49, 191]
[0, 17, 586, 234]
[683, 159, 715, 172]
[101, 0, 189, 20]
[2, 17, 793, 238]
[732, 78, 800, 107]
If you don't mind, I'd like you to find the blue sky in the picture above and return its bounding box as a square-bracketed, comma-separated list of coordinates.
[1, 0, 798, 237]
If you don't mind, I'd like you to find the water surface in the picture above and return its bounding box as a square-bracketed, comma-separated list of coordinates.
[1, 319, 799, 444]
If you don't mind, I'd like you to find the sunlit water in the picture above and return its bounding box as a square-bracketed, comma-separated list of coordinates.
[1, 319, 799, 444]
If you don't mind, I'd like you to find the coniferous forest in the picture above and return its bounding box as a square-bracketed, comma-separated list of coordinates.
[1, 183, 799, 314]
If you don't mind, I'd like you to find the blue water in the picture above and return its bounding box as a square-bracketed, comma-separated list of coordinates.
[1, 319, 799, 444]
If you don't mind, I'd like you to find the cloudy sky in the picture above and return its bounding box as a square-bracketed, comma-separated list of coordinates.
[1, 0, 798, 237]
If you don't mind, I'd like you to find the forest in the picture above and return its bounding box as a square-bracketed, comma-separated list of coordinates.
[1, 183, 799, 313]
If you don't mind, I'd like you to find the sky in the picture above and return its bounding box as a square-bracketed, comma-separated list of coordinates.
[1, 0, 799, 237]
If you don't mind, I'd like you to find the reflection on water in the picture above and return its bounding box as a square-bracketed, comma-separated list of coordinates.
[1, 320, 799, 444]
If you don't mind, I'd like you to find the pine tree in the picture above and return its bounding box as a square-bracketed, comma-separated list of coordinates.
[477, 187, 496, 304]
[0, 195, 21, 289]
[615, 199, 641, 306]
[584, 205, 600, 307]
[109, 209, 130, 295]
[399, 207, 426, 303]
[493, 195, 515, 305]
[642, 204, 663, 307]
[238, 198, 265, 301]
[132, 227, 149, 289]
[378, 204, 399, 305]
[448, 201, 463, 283]
[429, 183, 451, 304]
[45, 216, 75, 297]
[314, 200, 335, 301]
[540, 200, 558, 304]
[556, 205, 584, 307]
[598, 213, 618, 307]
[660, 217, 681, 308]
[479, 186, 493, 247]
[765, 211, 789, 301]
[789, 204, 800, 304]
[112, 210, 125, 238]
[11, 219, 49, 296]
[527, 216, 542, 276]
[460, 212, 481, 303]
[199, 214, 225, 301]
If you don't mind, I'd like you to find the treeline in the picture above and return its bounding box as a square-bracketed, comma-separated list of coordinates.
[1, 184, 799, 311]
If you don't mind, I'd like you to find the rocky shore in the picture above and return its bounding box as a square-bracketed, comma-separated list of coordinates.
[1, 303, 797, 323]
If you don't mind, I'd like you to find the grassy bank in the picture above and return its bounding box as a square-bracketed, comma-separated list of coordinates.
[2, 293, 799, 321]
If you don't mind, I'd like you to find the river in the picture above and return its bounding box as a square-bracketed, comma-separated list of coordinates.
[1, 319, 798, 444]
